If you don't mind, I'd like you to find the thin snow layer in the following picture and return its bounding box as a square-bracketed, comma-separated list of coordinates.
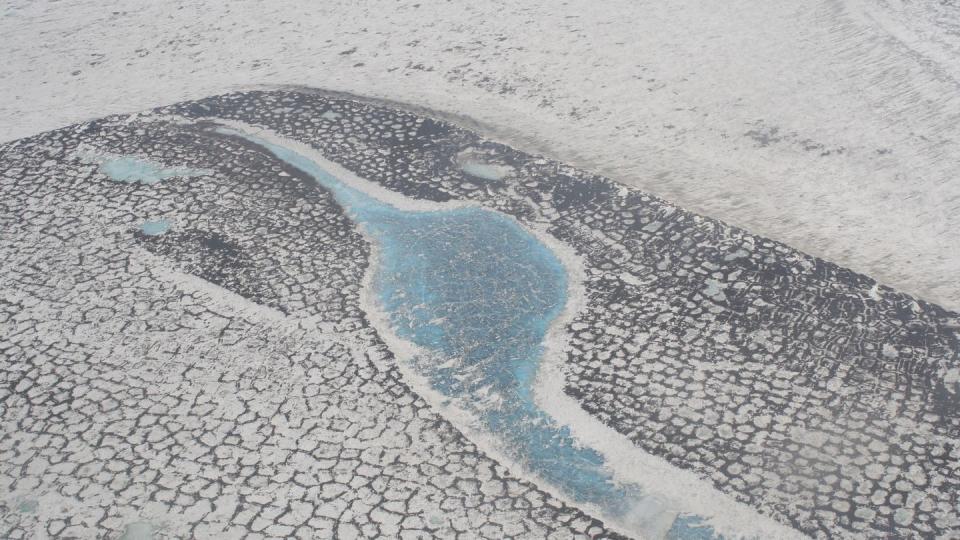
[218, 121, 802, 539]
[2, 0, 960, 310]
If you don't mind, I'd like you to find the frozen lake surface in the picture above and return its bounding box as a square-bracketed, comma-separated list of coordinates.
[224, 127, 724, 538]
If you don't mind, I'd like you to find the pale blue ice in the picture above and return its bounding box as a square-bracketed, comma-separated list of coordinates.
[459, 160, 513, 181]
[119, 522, 155, 540]
[140, 220, 170, 236]
[97, 155, 209, 185]
[223, 128, 722, 539]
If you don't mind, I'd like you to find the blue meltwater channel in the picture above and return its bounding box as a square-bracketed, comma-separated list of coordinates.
[220, 127, 721, 539]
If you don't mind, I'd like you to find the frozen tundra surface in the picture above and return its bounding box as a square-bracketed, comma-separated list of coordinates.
[2, 89, 960, 538]
[0, 103, 628, 540]
[2, 0, 960, 311]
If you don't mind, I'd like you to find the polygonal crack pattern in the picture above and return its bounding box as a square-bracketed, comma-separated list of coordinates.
[2, 88, 960, 538]
[0, 112, 623, 539]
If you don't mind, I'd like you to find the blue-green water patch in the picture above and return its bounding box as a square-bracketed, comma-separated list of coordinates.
[119, 521, 155, 540]
[80, 151, 210, 185]
[668, 515, 728, 540]
[140, 220, 170, 236]
[17, 498, 38, 514]
[221, 127, 724, 539]
[456, 150, 514, 182]
[459, 160, 513, 181]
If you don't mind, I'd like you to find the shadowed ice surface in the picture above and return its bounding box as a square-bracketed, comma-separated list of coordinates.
[219, 127, 722, 539]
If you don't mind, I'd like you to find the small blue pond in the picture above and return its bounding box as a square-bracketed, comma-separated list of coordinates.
[223, 128, 722, 539]
[459, 160, 513, 181]
[96, 155, 209, 185]
[140, 220, 170, 236]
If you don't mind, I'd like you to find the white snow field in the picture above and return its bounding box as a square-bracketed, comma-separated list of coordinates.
[2, 0, 959, 309]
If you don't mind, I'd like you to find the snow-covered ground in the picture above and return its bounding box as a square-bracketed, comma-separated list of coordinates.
[3, 0, 959, 309]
